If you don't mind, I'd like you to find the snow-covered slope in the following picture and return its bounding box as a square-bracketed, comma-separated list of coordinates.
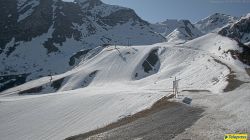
[0, 33, 249, 140]
[219, 13, 250, 44]
[195, 13, 238, 33]
[0, 0, 164, 92]
[3, 33, 245, 96]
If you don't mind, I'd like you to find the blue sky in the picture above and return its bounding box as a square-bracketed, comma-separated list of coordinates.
[65, 0, 250, 23]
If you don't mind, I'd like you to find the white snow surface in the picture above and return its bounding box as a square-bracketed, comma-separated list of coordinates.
[0, 33, 249, 140]
[0, 88, 165, 140]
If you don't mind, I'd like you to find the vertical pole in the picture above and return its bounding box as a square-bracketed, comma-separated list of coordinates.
[173, 77, 177, 98]
[173, 80, 175, 95]
[50, 75, 52, 83]
[174, 77, 178, 98]
[174, 77, 177, 98]
[176, 78, 178, 98]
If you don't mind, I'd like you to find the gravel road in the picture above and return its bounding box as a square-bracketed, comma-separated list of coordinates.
[66, 96, 204, 140]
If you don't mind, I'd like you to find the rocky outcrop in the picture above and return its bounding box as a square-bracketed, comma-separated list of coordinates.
[219, 13, 250, 44]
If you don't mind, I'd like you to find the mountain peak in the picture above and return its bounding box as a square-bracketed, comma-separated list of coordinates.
[152, 19, 195, 37]
[211, 12, 226, 16]
[242, 13, 250, 19]
[166, 20, 202, 43]
[195, 13, 238, 33]
[246, 13, 250, 18]
[74, 0, 102, 7]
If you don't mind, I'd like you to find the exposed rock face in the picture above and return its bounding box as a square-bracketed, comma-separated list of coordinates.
[134, 49, 160, 80]
[219, 13, 250, 44]
[0, 0, 163, 91]
[0, 0, 53, 53]
[0, 74, 29, 92]
[101, 9, 148, 27]
[226, 42, 250, 66]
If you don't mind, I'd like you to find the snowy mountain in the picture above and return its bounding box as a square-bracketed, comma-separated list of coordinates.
[166, 20, 203, 43]
[0, 0, 163, 91]
[151, 19, 182, 36]
[2, 33, 247, 96]
[219, 13, 250, 45]
[152, 19, 202, 37]
[1, 5, 250, 139]
[195, 13, 238, 33]
[1, 33, 249, 140]
[152, 19, 202, 43]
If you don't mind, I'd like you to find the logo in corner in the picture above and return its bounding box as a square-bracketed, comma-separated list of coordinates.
[224, 134, 248, 140]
